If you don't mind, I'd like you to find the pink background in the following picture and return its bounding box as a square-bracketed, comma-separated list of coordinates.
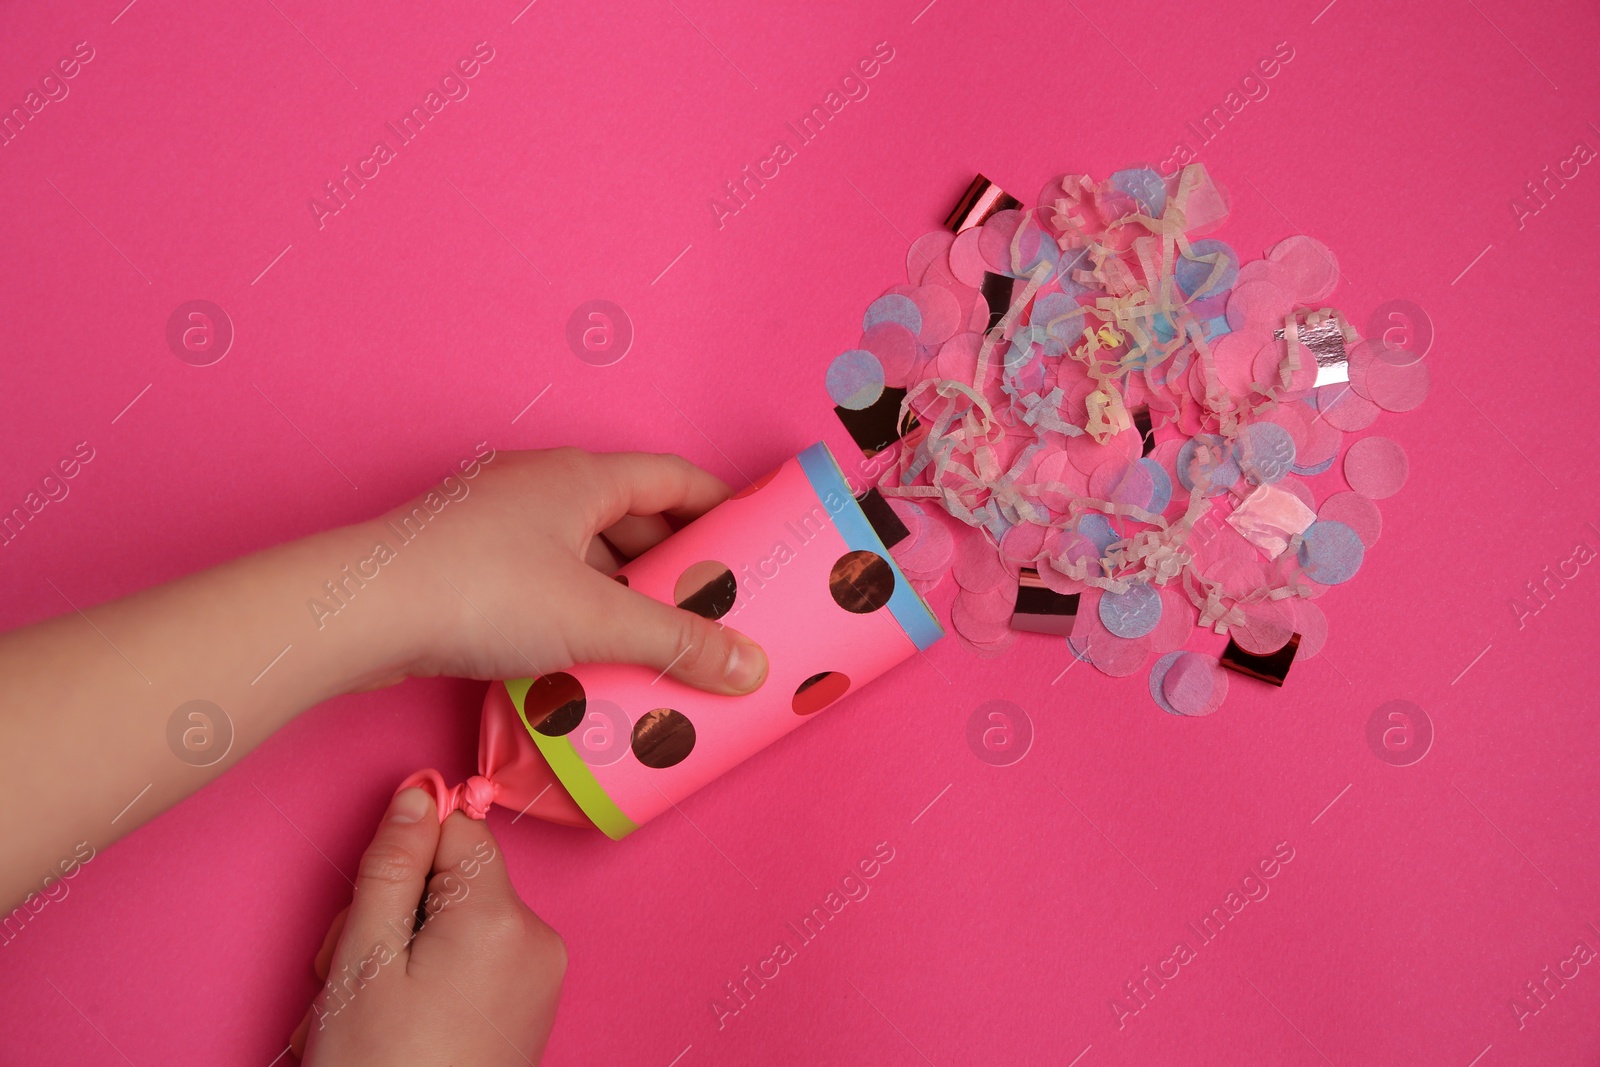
[1, 0, 1597, 1064]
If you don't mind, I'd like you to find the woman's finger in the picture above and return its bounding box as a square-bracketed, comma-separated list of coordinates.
[415, 815, 518, 926]
[564, 570, 768, 694]
[583, 533, 624, 574]
[328, 787, 440, 979]
[598, 513, 673, 559]
[583, 452, 730, 530]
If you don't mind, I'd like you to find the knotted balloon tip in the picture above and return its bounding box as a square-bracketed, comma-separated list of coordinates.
[395, 769, 496, 822]
[458, 774, 495, 820]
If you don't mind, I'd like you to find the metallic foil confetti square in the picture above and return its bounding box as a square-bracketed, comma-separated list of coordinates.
[856, 487, 910, 548]
[834, 386, 919, 456]
[1010, 567, 1080, 635]
[1220, 633, 1301, 686]
[1276, 313, 1350, 388]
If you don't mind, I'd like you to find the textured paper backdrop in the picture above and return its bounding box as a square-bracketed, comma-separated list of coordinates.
[1, 0, 1597, 1064]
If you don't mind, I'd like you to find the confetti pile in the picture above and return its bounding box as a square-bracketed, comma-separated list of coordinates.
[823, 165, 1428, 716]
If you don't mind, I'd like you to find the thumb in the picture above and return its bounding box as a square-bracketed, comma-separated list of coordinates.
[569, 572, 769, 695]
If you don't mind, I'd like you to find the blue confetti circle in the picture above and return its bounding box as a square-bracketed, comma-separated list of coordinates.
[1176, 434, 1240, 496]
[1077, 513, 1119, 554]
[1292, 456, 1336, 477]
[1109, 167, 1168, 218]
[1006, 227, 1061, 281]
[1031, 292, 1079, 355]
[1233, 422, 1297, 484]
[825, 349, 885, 410]
[1175, 239, 1238, 298]
[1099, 583, 1163, 638]
[1299, 520, 1365, 584]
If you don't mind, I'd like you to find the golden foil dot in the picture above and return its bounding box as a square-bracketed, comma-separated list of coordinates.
[527, 672, 586, 736]
[829, 550, 895, 613]
[631, 709, 696, 769]
[674, 560, 737, 620]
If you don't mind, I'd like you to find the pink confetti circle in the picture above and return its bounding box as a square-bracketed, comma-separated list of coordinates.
[1225, 280, 1294, 331]
[948, 227, 988, 287]
[1164, 652, 1228, 716]
[1253, 337, 1317, 397]
[1290, 598, 1327, 659]
[1035, 451, 1090, 511]
[1363, 354, 1431, 413]
[1088, 459, 1154, 508]
[1147, 588, 1196, 655]
[936, 331, 982, 382]
[1266, 235, 1339, 302]
[906, 231, 954, 286]
[1317, 491, 1382, 546]
[956, 629, 1016, 658]
[1266, 404, 1313, 456]
[1087, 631, 1154, 678]
[1230, 599, 1297, 655]
[1343, 436, 1409, 499]
[1001, 521, 1047, 566]
[912, 285, 962, 346]
[951, 592, 1012, 645]
[862, 322, 919, 388]
[1276, 475, 1316, 511]
[900, 509, 955, 572]
[1348, 339, 1429, 411]
[1297, 416, 1344, 469]
[1212, 330, 1266, 397]
[1068, 431, 1125, 477]
[1317, 382, 1381, 432]
[953, 531, 1006, 592]
[978, 210, 1023, 273]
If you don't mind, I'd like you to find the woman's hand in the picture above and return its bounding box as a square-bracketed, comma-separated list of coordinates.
[293, 787, 565, 1064]
[370, 447, 768, 695]
[0, 446, 764, 912]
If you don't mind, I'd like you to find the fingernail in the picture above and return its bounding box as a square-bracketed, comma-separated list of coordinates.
[389, 787, 431, 824]
[724, 639, 768, 692]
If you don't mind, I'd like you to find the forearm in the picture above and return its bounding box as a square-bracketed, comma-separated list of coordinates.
[0, 517, 428, 910]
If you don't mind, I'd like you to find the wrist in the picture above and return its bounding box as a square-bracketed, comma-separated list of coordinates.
[288, 517, 442, 701]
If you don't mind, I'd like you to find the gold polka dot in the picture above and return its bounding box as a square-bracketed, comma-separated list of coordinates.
[631, 709, 696, 769]
[526, 673, 585, 736]
[828, 550, 895, 613]
[674, 560, 737, 620]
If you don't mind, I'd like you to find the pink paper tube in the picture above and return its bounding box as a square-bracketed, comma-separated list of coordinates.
[486, 442, 943, 839]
